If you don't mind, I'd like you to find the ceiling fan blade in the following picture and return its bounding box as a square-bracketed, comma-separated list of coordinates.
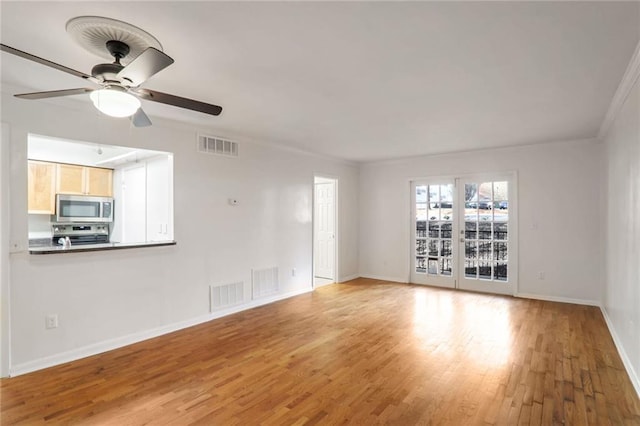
[15, 88, 94, 100]
[131, 108, 152, 127]
[1, 43, 94, 81]
[132, 88, 223, 116]
[117, 47, 174, 87]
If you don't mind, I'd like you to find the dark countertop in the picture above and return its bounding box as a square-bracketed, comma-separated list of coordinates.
[29, 240, 177, 254]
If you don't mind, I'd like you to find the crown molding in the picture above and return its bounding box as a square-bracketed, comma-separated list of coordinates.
[598, 39, 640, 141]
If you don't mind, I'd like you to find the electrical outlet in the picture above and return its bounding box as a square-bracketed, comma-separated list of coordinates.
[45, 314, 58, 329]
[292, 268, 296, 277]
[537, 271, 545, 280]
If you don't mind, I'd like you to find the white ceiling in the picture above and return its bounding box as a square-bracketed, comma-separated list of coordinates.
[1, 2, 639, 162]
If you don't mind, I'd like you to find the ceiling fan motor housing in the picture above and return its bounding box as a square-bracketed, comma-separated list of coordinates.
[91, 41, 131, 83]
[91, 62, 124, 83]
[91, 40, 130, 83]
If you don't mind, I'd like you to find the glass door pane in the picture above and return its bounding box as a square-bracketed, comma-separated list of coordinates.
[411, 181, 456, 288]
[458, 179, 513, 295]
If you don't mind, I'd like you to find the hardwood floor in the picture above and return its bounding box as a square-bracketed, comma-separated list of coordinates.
[1, 278, 639, 425]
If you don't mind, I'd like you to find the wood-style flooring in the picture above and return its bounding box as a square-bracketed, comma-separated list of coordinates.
[1, 278, 639, 425]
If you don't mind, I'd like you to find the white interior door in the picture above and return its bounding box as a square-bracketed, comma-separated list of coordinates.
[314, 179, 336, 280]
[457, 177, 515, 295]
[410, 180, 456, 288]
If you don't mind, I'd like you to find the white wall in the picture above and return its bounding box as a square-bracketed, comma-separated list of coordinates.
[359, 139, 604, 303]
[2, 93, 359, 373]
[603, 68, 640, 394]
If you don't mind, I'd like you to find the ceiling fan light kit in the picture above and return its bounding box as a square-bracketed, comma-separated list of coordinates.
[0, 15, 223, 127]
[90, 88, 141, 118]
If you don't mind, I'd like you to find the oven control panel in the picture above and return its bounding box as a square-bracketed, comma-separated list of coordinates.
[52, 224, 109, 236]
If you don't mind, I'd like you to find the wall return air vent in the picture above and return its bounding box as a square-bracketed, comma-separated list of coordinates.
[197, 134, 238, 157]
[252, 267, 279, 299]
[210, 281, 244, 312]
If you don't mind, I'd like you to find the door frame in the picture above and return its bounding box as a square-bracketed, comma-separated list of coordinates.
[407, 171, 518, 296]
[1, 123, 11, 377]
[312, 174, 338, 289]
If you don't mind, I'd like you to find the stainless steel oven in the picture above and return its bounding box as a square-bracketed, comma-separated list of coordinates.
[52, 223, 110, 245]
[55, 194, 114, 223]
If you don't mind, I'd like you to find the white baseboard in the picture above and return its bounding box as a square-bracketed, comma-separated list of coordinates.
[338, 274, 360, 283]
[359, 274, 408, 284]
[600, 306, 640, 399]
[313, 280, 335, 288]
[10, 287, 312, 377]
[515, 292, 600, 307]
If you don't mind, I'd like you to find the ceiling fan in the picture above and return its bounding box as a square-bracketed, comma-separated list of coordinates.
[0, 17, 222, 127]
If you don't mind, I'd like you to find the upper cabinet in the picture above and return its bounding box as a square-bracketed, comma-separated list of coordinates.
[56, 164, 84, 195]
[28, 161, 56, 214]
[56, 164, 113, 197]
[86, 167, 113, 197]
[28, 160, 114, 214]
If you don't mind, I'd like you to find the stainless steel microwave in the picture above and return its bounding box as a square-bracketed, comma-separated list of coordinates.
[55, 194, 114, 223]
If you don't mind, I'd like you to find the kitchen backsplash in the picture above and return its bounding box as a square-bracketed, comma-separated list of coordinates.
[28, 214, 53, 239]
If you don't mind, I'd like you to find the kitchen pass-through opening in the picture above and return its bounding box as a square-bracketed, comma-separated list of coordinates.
[27, 133, 174, 249]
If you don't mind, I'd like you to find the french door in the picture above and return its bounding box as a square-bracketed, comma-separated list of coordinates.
[457, 177, 514, 295]
[411, 174, 516, 295]
[410, 180, 456, 288]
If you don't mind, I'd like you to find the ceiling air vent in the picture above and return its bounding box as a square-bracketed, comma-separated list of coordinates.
[197, 134, 238, 157]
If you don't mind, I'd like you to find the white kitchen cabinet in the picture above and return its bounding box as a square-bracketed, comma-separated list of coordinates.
[121, 164, 147, 243]
[114, 154, 173, 244]
[145, 155, 173, 242]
